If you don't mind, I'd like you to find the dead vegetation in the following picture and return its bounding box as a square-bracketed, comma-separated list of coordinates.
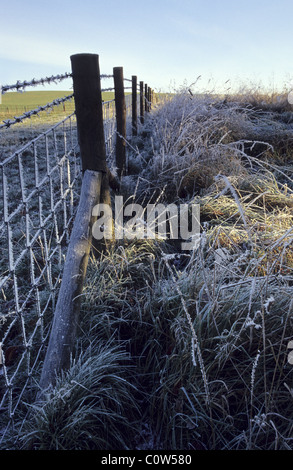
[2, 86, 293, 450]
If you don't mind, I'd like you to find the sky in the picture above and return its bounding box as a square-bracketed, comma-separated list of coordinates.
[1, 0, 293, 94]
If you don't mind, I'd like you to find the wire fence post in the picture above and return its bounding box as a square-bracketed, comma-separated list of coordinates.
[148, 87, 151, 111]
[70, 53, 107, 173]
[132, 75, 137, 136]
[140, 81, 144, 124]
[150, 88, 153, 109]
[145, 83, 148, 113]
[113, 66, 127, 178]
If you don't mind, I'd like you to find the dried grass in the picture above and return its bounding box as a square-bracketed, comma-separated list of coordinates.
[14, 86, 293, 450]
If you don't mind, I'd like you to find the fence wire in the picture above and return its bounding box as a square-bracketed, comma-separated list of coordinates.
[1, 73, 72, 94]
[0, 112, 81, 442]
[0, 69, 149, 444]
[103, 99, 116, 166]
[103, 85, 140, 171]
[0, 94, 74, 130]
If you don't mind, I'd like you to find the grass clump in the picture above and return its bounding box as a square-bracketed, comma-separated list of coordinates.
[19, 341, 140, 450]
[72, 234, 293, 449]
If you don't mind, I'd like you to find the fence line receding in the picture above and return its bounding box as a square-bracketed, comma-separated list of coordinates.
[0, 52, 155, 444]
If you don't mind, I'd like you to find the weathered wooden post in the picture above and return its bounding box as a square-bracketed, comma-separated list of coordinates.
[148, 87, 151, 111]
[132, 75, 137, 136]
[70, 53, 107, 173]
[145, 83, 148, 112]
[71, 52, 112, 232]
[152, 88, 156, 106]
[38, 53, 108, 393]
[140, 81, 144, 124]
[38, 170, 102, 394]
[113, 67, 127, 178]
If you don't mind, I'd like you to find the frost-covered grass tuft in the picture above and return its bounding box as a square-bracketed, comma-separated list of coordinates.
[19, 340, 140, 450]
[6, 86, 293, 450]
[130, 88, 293, 203]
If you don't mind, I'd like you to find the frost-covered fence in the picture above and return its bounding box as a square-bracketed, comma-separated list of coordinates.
[0, 52, 155, 441]
[0, 81, 81, 443]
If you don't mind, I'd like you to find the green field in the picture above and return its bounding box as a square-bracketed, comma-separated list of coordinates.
[0, 90, 74, 117]
[0, 90, 116, 123]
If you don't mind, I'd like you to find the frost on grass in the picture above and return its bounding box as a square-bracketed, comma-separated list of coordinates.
[105, 87, 293, 450]
[3, 86, 293, 450]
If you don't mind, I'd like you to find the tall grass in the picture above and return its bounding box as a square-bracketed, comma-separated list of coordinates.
[19, 340, 141, 450]
[9, 85, 293, 450]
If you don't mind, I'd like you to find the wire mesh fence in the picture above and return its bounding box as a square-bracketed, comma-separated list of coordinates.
[0, 58, 154, 444]
[0, 74, 80, 441]
[103, 98, 116, 165]
[0, 113, 81, 441]
[0, 94, 74, 130]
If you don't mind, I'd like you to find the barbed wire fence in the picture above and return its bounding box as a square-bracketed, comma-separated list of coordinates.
[1, 73, 72, 93]
[0, 53, 155, 446]
[0, 94, 74, 130]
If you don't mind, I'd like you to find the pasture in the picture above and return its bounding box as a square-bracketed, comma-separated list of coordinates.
[0, 90, 117, 124]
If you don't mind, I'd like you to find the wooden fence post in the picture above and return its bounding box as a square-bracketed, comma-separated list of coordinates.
[145, 83, 148, 112]
[132, 75, 137, 136]
[148, 87, 151, 111]
[152, 89, 156, 106]
[140, 81, 144, 124]
[38, 54, 111, 393]
[113, 67, 127, 178]
[38, 170, 102, 393]
[70, 53, 107, 173]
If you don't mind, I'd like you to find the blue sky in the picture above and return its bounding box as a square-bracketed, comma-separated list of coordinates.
[1, 0, 293, 93]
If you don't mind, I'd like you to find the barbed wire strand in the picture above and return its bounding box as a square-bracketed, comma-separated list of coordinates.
[1, 73, 72, 94]
[101, 87, 115, 93]
[0, 94, 74, 129]
[2, 73, 114, 95]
